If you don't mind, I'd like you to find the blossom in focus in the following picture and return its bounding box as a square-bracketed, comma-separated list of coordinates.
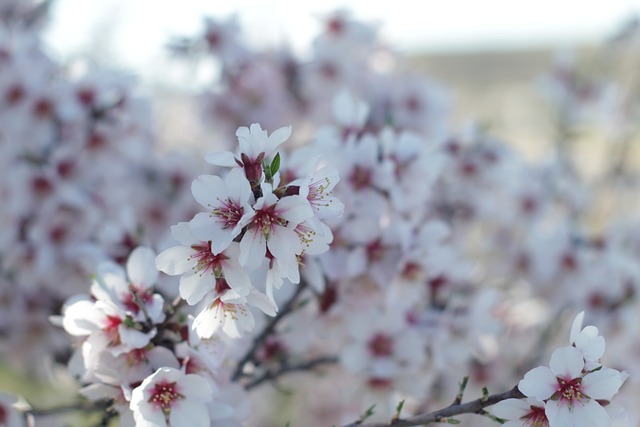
[155, 222, 251, 305]
[188, 167, 254, 255]
[130, 367, 212, 427]
[518, 346, 626, 427]
[492, 397, 549, 427]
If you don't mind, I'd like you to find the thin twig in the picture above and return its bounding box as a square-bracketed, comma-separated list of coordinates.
[26, 399, 112, 417]
[245, 355, 337, 390]
[231, 284, 306, 381]
[129, 286, 155, 330]
[341, 385, 525, 427]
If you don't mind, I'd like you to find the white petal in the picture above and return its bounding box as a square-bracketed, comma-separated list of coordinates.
[570, 311, 585, 344]
[191, 174, 226, 208]
[582, 368, 624, 401]
[268, 226, 302, 261]
[134, 401, 167, 427]
[170, 222, 198, 246]
[155, 246, 193, 276]
[239, 229, 265, 268]
[544, 400, 573, 427]
[575, 327, 605, 361]
[518, 366, 557, 400]
[247, 290, 277, 316]
[220, 257, 251, 296]
[119, 326, 154, 349]
[204, 150, 238, 167]
[180, 273, 214, 306]
[491, 398, 531, 420]
[193, 305, 220, 339]
[277, 195, 313, 225]
[225, 166, 252, 203]
[573, 399, 610, 427]
[170, 400, 210, 427]
[179, 375, 213, 402]
[549, 346, 584, 379]
[127, 247, 158, 289]
[62, 298, 101, 335]
[266, 125, 292, 154]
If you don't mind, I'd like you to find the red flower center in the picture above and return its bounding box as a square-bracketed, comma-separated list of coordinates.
[368, 333, 394, 357]
[148, 380, 183, 413]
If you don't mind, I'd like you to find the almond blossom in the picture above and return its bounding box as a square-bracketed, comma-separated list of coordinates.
[130, 367, 213, 427]
[518, 346, 626, 427]
[188, 167, 253, 255]
[237, 188, 313, 270]
[155, 222, 251, 305]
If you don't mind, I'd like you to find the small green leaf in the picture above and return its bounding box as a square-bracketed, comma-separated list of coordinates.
[482, 386, 489, 402]
[357, 404, 376, 423]
[445, 418, 461, 424]
[270, 152, 281, 177]
[392, 399, 405, 421]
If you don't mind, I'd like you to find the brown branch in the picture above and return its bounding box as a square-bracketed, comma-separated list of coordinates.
[341, 385, 525, 427]
[25, 398, 112, 417]
[231, 284, 306, 382]
[245, 355, 337, 390]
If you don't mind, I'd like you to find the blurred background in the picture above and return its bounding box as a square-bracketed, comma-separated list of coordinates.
[42, 0, 640, 159]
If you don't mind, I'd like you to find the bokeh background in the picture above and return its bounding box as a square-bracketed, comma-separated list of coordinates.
[4, 0, 640, 424]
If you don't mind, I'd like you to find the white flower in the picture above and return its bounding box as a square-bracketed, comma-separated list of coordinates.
[235, 123, 291, 164]
[63, 296, 156, 355]
[192, 289, 276, 339]
[155, 222, 251, 305]
[291, 160, 344, 220]
[569, 311, 605, 369]
[91, 247, 165, 324]
[130, 367, 212, 427]
[492, 398, 549, 427]
[189, 168, 254, 255]
[238, 191, 312, 270]
[518, 346, 625, 427]
[204, 124, 291, 185]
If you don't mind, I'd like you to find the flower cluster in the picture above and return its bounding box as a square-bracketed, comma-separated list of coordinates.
[60, 247, 242, 426]
[156, 123, 342, 339]
[1, 3, 640, 427]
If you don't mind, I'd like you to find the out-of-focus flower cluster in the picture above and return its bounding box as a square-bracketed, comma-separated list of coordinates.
[1, 3, 639, 427]
[0, 0, 199, 371]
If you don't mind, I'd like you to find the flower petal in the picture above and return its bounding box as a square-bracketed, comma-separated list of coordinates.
[549, 346, 584, 379]
[518, 366, 557, 400]
[582, 368, 624, 401]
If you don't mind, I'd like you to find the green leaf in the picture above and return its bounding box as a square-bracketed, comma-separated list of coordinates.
[392, 399, 405, 421]
[357, 404, 376, 423]
[270, 152, 281, 177]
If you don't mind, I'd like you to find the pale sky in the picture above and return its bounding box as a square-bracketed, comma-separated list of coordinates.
[43, 0, 640, 84]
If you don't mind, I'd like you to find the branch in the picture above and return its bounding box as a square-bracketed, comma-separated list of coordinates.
[23, 398, 112, 417]
[245, 355, 337, 390]
[231, 284, 306, 382]
[341, 385, 525, 427]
